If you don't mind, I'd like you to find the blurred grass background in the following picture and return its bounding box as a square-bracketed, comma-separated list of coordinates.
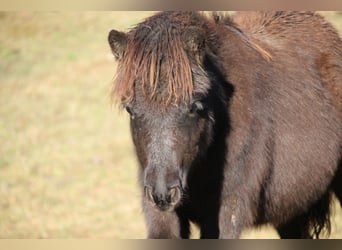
[0, 11, 341, 239]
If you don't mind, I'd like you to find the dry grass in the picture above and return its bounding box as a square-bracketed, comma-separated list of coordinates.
[0, 11, 341, 239]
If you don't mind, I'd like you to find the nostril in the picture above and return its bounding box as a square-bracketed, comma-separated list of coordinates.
[169, 187, 177, 200]
[168, 186, 181, 204]
[144, 186, 154, 202]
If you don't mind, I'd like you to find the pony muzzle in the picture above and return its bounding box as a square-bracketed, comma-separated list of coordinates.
[144, 186, 182, 211]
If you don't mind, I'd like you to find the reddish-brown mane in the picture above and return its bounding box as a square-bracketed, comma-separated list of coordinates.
[113, 12, 202, 106]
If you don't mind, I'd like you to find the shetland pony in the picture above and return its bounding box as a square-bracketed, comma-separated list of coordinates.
[108, 11, 342, 238]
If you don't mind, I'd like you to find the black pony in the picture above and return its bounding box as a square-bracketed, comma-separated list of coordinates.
[108, 11, 342, 238]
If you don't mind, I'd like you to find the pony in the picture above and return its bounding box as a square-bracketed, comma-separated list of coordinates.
[108, 11, 342, 238]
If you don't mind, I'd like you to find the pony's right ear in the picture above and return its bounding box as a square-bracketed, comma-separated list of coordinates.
[108, 29, 127, 60]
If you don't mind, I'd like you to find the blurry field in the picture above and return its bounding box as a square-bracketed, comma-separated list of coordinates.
[0, 11, 341, 239]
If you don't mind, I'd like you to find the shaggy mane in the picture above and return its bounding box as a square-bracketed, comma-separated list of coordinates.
[113, 12, 200, 106]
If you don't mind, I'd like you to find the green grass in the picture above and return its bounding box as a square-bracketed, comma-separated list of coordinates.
[0, 11, 341, 239]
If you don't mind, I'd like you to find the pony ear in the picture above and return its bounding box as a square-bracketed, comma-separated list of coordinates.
[181, 27, 205, 58]
[108, 29, 127, 60]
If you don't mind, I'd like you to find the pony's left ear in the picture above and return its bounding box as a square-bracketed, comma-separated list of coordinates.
[108, 29, 127, 60]
[181, 27, 206, 59]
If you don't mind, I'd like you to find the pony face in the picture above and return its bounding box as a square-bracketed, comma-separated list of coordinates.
[126, 95, 215, 211]
[108, 13, 218, 211]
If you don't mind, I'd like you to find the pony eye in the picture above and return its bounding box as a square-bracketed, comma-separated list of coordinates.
[125, 106, 132, 114]
[189, 101, 204, 115]
[125, 105, 135, 118]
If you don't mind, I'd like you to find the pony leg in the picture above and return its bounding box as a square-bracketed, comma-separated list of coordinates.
[199, 216, 219, 238]
[218, 197, 253, 238]
[178, 213, 191, 239]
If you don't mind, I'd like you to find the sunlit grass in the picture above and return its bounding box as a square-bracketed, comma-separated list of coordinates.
[0, 11, 341, 238]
